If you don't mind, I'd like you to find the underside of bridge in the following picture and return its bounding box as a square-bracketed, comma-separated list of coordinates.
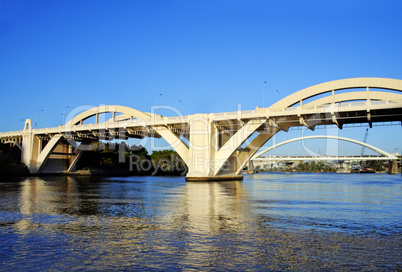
[1, 77, 402, 180]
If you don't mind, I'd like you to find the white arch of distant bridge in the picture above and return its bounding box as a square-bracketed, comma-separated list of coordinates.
[1, 77, 401, 180]
[252, 135, 398, 162]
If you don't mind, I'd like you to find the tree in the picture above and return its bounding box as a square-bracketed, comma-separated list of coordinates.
[150, 149, 187, 175]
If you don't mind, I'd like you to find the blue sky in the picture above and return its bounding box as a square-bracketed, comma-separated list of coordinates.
[1, 0, 401, 155]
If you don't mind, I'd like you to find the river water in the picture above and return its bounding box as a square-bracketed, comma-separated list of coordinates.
[0, 173, 401, 271]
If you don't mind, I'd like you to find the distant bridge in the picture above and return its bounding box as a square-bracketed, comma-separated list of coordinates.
[1, 77, 402, 180]
[252, 135, 398, 161]
[254, 155, 396, 162]
[251, 135, 399, 173]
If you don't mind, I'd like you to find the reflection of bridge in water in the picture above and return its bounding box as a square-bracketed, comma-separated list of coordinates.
[1, 77, 402, 180]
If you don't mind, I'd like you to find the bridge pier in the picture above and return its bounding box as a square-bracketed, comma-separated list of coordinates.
[22, 119, 40, 172]
[247, 160, 255, 174]
[185, 114, 244, 181]
[388, 160, 399, 174]
[185, 175, 244, 181]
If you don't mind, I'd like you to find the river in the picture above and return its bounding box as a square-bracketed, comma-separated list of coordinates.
[0, 173, 401, 271]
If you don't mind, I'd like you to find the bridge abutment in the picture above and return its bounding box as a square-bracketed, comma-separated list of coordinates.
[20, 120, 80, 174]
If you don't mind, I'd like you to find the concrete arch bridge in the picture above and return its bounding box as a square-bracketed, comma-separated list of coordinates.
[1, 77, 402, 180]
[251, 135, 399, 174]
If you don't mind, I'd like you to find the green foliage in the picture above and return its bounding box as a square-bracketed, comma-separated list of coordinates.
[296, 161, 335, 172]
[297, 161, 310, 172]
[150, 149, 187, 175]
[76, 142, 187, 176]
[365, 160, 386, 172]
[0, 143, 20, 165]
[0, 143, 29, 175]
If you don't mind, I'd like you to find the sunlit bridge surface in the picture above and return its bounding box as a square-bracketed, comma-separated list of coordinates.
[0, 174, 401, 271]
[1, 77, 402, 180]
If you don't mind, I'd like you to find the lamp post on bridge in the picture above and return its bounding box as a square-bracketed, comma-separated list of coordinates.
[178, 99, 183, 115]
[155, 93, 162, 115]
[35, 109, 43, 128]
[62, 106, 70, 125]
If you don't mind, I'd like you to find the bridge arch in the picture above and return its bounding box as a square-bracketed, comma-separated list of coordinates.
[252, 135, 397, 160]
[215, 78, 402, 177]
[270, 77, 402, 110]
[1, 140, 22, 151]
[303, 91, 402, 109]
[65, 105, 155, 126]
[62, 105, 190, 169]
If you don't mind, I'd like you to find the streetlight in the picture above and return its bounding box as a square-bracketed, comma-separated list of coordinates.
[35, 109, 43, 128]
[155, 93, 162, 115]
[20, 119, 26, 130]
[62, 106, 70, 125]
[263, 81, 267, 108]
[178, 100, 183, 114]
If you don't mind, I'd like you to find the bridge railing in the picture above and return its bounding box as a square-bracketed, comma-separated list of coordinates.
[1, 99, 401, 139]
[0, 130, 24, 137]
[211, 100, 399, 122]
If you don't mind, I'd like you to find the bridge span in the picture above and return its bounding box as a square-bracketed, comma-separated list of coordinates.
[1, 77, 402, 180]
[251, 135, 400, 174]
[255, 155, 397, 162]
[252, 135, 398, 162]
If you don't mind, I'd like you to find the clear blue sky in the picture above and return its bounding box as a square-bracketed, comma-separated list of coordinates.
[1, 0, 401, 155]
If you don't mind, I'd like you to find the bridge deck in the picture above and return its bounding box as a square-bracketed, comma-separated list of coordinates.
[1, 100, 402, 142]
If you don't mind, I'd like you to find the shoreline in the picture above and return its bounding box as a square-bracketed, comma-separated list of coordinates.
[0, 169, 186, 178]
[0, 168, 395, 179]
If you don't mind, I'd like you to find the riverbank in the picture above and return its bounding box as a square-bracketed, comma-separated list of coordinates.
[0, 168, 186, 178]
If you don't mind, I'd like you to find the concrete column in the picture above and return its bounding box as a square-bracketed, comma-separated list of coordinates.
[388, 160, 399, 174]
[247, 159, 255, 174]
[21, 119, 40, 173]
[186, 114, 214, 178]
[185, 114, 244, 181]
